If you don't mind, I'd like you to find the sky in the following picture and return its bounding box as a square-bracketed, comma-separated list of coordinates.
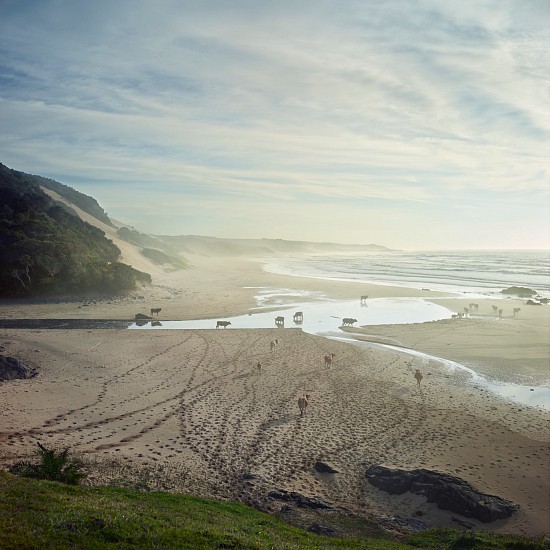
[1, 0, 549, 250]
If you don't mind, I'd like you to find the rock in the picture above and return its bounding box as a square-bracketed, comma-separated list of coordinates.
[267, 490, 333, 510]
[365, 465, 519, 522]
[525, 299, 542, 306]
[500, 286, 536, 297]
[314, 461, 339, 474]
[0, 356, 37, 381]
[451, 516, 476, 529]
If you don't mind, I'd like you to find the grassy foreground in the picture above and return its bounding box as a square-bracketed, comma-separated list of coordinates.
[1, 471, 548, 549]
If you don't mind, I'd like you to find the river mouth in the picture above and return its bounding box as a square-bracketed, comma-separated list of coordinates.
[1, 298, 548, 411]
[0, 319, 134, 329]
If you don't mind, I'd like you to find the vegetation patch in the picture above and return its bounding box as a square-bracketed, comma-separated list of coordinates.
[0, 163, 151, 297]
[1, 471, 548, 549]
[9, 442, 87, 485]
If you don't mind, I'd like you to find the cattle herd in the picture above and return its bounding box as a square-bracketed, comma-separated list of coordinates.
[149, 294, 528, 418]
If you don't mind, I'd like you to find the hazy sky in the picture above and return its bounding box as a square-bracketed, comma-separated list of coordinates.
[1, 0, 549, 250]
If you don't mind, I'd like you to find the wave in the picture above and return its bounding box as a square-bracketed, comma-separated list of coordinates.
[261, 250, 550, 296]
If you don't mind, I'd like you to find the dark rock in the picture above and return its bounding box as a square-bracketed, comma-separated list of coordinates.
[307, 523, 337, 537]
[500, 286, 536, 297]
[314, 461, 339, 474]
[365, 465, 518, 522]
[0, 356, 37, 381]
[526, 299, 542, 306]
[451, 516, 476, 529]
[267, 490, 333, 510]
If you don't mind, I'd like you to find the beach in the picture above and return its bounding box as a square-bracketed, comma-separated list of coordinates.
[0, 254, 549, 536]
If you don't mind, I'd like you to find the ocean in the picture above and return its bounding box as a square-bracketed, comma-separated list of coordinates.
[260, 249, 550, 298]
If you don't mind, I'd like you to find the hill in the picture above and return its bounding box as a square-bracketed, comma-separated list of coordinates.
[156, 234, 390, 257]
[0, 162, 392, 297]
[0, 163, 151, 297]
[1, 472, 546, 549]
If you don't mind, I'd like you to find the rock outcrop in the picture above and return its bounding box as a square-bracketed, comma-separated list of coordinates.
[0, 356, 37, 381]
[500, 286, 536, 297]
[365, 465, 519, 522]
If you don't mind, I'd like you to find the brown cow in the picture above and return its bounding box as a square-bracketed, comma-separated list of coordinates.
[414, 369, 423, 387]
[324, 352, 335, 368]
[298, 394, 310, 417]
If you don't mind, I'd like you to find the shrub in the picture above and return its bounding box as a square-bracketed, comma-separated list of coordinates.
[9, 442, 87, 485]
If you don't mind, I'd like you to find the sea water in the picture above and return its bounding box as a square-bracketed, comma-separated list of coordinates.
[260, 249, 550, 298]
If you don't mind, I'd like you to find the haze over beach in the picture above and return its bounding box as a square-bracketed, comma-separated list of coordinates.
[1, 0, 550, 546]
[1, 0, 549, 250]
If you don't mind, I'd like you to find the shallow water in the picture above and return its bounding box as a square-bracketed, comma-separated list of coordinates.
[127, 291, 550, 411]
[129, 296, 453, 331]
[330, 333, 550, 411]
[1, 289, 547, 411]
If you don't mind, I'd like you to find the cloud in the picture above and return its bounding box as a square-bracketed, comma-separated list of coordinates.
[0, 0, 548, 248]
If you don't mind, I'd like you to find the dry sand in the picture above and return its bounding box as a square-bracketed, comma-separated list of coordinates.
[0, 255, 549, 537]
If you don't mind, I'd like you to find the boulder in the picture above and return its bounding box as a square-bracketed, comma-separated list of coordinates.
[365, 465, 519, 522]
[0, 356, 37, 381]
[500, 286, 536, 297]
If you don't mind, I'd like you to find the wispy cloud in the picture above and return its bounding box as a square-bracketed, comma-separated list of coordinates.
[1, 0, 548, 248]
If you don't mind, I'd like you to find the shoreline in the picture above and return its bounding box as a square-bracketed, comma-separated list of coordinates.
[1, 255, 549, 536]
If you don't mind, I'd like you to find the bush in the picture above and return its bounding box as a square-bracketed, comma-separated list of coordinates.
[9, 442, 87, 485]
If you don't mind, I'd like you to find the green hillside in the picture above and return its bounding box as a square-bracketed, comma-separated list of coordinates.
[0, 163, 151, 297]
[1, 472, 547, 549]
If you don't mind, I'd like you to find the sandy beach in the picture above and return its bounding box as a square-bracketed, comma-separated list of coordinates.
[1, 254, 549, 537]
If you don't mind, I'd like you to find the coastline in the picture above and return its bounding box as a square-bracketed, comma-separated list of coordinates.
[1, 254, 549, 536]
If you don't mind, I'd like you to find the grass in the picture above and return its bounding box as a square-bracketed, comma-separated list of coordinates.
[1, 471, 548, 549]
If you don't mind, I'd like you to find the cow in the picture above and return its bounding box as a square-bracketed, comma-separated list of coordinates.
[270, 339, 279, 351]
[513, 307, 521, 316]
[298, 394, 310, 417]
[498, 308, 503, 318]
[360, 295, 368, 304]
[492, 305, 499, 314]
[216, 320, 231, 329]
[324, 352, 335, 368]
[275, 316, 285, 327]
[293, 311, 303, 323]
[150, 308, 162, 316]
[342, 318, 357, 326]
[414, 369, 423, 387]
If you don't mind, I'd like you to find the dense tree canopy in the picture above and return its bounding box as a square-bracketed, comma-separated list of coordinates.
[0, 163, 151, 297]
